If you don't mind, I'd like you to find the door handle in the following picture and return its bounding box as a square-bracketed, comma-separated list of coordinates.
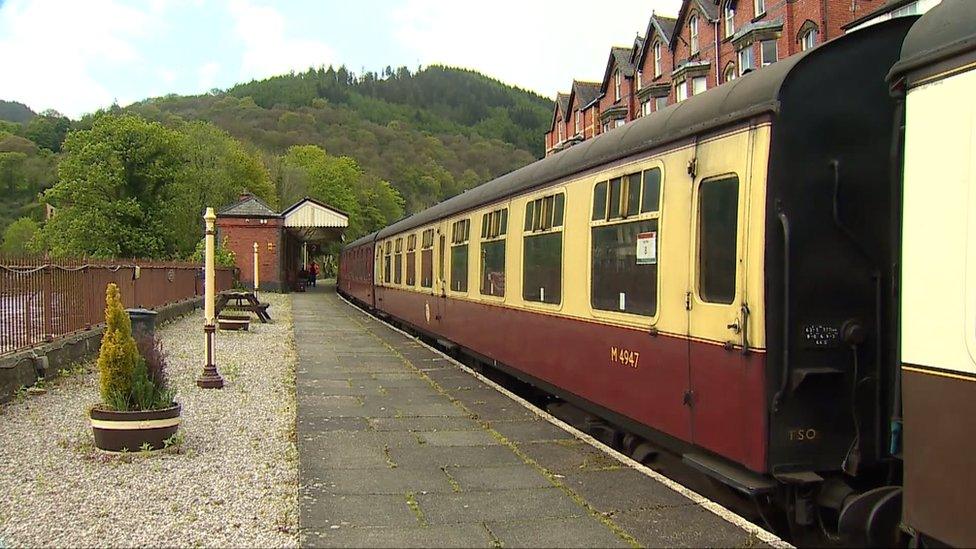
[727, 319, 741, 334]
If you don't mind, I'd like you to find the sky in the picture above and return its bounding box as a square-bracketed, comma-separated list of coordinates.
[0, 0, 681, 119]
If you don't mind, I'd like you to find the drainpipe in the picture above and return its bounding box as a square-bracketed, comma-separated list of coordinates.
[822, 0, 829, 41]
[714, 19, 720, 85]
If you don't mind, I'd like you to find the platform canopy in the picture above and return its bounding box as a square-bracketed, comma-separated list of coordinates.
[281, 197, 349, 244]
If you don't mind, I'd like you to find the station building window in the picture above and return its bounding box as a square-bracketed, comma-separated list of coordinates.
[591, 168, 662, 316]
[654, 96, 668, 111]
[383, 241, 392, 284]
[692, 76, 707, 96]
[523, 193, 564, 305]
[450, 219, 470, 292]
[421, 229, 434, 288]
[480, 208, 508, 297]
[406, 234, 417, 286]
[698, 176, 739, 303]
[394, 238, 403, 284]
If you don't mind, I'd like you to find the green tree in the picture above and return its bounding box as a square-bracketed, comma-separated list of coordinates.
[0, 151, 27, 194]
[167, 121, 276, 254]
[41, 114, 185, 258]
[0, 217, 39, 256]
[24, 112, 71, 152]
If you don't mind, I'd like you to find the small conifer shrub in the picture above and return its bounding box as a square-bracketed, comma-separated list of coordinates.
[96, 283, 175, 411]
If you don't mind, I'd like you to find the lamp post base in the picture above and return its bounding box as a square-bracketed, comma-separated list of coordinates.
[196, 367, 224, 389]
[197, 323, 224, 389]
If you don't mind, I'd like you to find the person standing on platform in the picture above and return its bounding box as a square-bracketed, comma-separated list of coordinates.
[308, 260, 319, 287]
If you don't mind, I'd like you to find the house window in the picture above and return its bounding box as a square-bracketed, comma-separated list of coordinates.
[754, 0, 765, 16]
[614, 69, 622, 101]
[692, 76, 707, 95]
[523, 193, 564, 304]
[698, 176, 739, 304]
[690, 14, 700, 53]
[641, 100, 652, 116]
[724, 63, 737, 83]
[724, 3, 735, 37]
[676, 79, 688, 102]
[383, 241, 392, 283]
[558, 122, 563, 142]
[602, 121, 610, 133]
[406, 234, 417, 286]
[394, 237, 403, 284]
[637, 70, 643, 90]
[450, 219, 470, 292]
[420, 229, 434, 288]
[575, 110, 583, 134]
[800, 28, 818, 51]
[590, 168, 662, 316]
[761, 39, 778, 66]
[614, 118, 626, 129]
[738, 46, 754, 75]
[654, 41, 662, 77]
[480, 208, 507, 297]
[654, 96, 668, 111]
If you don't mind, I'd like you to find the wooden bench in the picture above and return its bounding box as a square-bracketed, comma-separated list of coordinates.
[217, 315, 250, 331]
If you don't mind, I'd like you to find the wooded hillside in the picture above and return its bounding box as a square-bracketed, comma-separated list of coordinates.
[0, 65, 552, 259]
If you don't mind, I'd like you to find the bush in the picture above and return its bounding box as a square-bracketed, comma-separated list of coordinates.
[97, 284, 139, 405]
[96, 283, 175, 411]
[189, 236, 237, 267]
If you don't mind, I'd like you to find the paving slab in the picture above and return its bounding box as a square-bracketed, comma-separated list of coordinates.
[416, 488, 584, 524]
[487, 517, 633, 548]
[305, 524, 494, 548]
[294, 286, 779, 548]
[445, 465, 552, 491]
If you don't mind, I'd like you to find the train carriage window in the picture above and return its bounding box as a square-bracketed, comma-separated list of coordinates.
[406, 234, 417, 286]
[593, 181, 608, 220]
[451, 219, 469, 292]
[421, 229, 434, 288]
[394, 238, 403, 284]
[626, 174, 641, 217]
[384, 241, 392, 284]
[608, 178, 623, 219]
[523, 192, 564, 304]
[641, 169, 661, 213]
[481, 208, 507, 297]
[698, 176, 739, 304]
[591, 167, 663, 316]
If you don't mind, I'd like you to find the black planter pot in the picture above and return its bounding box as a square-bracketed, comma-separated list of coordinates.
[89, 403, 181, 452]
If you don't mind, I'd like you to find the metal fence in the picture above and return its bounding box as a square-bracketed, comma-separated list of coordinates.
[0, 256, 236, 356]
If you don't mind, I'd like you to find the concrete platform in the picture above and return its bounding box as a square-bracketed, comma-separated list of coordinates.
[295, 285, 783, 548]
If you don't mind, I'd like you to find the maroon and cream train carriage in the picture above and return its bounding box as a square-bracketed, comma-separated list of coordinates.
[341, 17, 923, 545]
[888, 1, 976, 546]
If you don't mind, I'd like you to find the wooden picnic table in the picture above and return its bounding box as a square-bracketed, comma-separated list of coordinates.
[215, 290, 271, 323]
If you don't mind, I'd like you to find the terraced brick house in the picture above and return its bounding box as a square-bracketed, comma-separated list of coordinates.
[598, 46, 637, 133]
[544, 92, 571, 156]
[543, 0, 897, 151]
[567, 80, 602, 143]
[635, 14, 678, 117]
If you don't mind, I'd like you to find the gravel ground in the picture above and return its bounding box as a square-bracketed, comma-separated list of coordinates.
[0, 293, 299, 548]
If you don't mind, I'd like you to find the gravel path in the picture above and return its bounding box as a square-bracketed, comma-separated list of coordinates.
[0, 294, 299, 548]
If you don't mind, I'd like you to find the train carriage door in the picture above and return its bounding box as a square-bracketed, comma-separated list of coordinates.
[687, 138, 754, 465]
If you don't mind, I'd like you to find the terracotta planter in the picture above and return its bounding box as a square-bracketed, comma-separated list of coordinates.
[89, 403, 181, 452]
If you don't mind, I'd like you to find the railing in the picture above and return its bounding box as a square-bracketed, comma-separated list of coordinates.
[0, 256, 236, 356]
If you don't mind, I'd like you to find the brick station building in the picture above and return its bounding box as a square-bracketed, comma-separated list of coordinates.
[216, 194, 348, 292]
[544, 0, 938, 156]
